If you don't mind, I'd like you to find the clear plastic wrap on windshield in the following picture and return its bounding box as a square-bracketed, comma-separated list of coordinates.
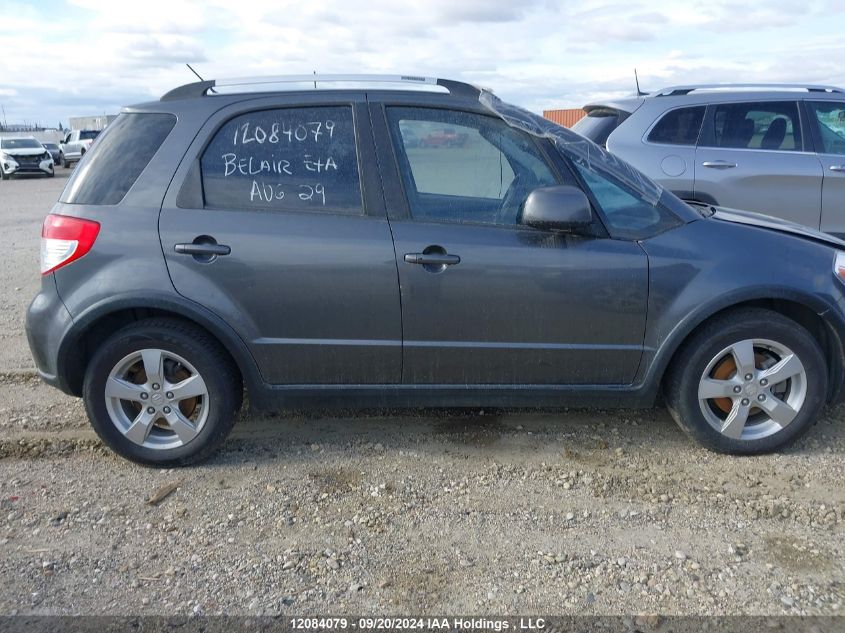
[479, 90, 664, 206]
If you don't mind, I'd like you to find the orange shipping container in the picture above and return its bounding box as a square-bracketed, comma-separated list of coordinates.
[543, 108, 586, 128]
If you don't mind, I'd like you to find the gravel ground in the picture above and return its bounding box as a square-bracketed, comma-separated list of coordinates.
[0, 172, 842, 617]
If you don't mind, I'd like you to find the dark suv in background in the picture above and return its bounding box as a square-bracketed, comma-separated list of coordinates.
[26, 75, 845, 465]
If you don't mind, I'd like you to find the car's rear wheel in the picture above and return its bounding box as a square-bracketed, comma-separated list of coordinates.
[83, 318, 242, 466]
[665, 308, 827, 454]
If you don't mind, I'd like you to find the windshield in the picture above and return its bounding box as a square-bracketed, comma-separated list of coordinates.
[43, 143, 58, 150]
[478, 91, 663, 206]
[571, 109, 623, 146]
[2, 138, 42, 149]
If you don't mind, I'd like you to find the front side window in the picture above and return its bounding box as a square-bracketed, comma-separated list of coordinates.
[708, 101, 802, 151]
[572, 162, 680, 239]
[647, 106, 705, 145]
[387, 107, 558, 226]
[807, 101, 845, 155]
[201, 106, 362, 214]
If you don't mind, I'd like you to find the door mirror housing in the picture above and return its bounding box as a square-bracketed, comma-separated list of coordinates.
[521, 186, 593, 232]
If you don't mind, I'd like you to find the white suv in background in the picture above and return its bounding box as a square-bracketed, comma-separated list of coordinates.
[573, 84, 845, 236]
[0, 136, 54, 179]
[58, 129, 100, 167]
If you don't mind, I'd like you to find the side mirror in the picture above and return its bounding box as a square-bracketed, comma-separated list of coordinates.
[521, 185, 593, 232]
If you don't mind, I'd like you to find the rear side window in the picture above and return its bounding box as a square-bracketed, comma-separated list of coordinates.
[200, 106, 362, 214]
[708, 101, 802, 151]
[571, 108, 624, 146]
[80, 130, 99, 140]
[61, 113, 176, 205]
[647, 106, 705, 145]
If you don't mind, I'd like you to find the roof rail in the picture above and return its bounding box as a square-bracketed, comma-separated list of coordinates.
[653, 83, 845, 97]
[161, 74, 483, 101]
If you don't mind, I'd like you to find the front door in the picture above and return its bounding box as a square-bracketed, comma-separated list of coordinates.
[372, 103, 649, 385]
[159, 97, 401, 384]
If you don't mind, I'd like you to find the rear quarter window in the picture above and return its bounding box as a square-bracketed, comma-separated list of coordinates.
[60, 113, 176, 205]
[647, 106, 705, 145]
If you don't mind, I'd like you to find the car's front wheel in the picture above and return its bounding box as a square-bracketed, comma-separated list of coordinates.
[83, 318, 242, 466]
[665, 308, 827, 454]
[60, 152, 69, 168]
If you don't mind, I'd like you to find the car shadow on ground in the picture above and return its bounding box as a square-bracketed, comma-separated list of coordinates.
[208, 401, 845, 467]
[216, 405, 689, 465]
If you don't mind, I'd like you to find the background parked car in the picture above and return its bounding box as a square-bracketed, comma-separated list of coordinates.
[0, 136, 54, 179]
[573, 84, 845, 237]
[41, 142, 62, 165]
[420, 127, 469, 147]
[58, 129, 100, 167]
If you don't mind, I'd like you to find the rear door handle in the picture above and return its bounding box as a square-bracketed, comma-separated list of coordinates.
[175, 243, 231, 256]
[702, 160, 737, 169]
[830, 165, 845, 172]
[404, 253, 461, 265]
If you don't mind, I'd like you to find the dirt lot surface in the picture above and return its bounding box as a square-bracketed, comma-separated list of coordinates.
[0, 172, 842, 617]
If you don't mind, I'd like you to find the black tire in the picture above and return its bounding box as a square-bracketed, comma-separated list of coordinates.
[60, 153, 69, 168]
[83, 318, 242, 466]
[665, 308, 827, 454]
[46, 170, 55, 178]
[0, 168, 8, 180]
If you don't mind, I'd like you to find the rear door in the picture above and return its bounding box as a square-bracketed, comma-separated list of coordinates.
[806, 100, 845, 236]
[695, 100, 823, 226]
[159, 95, 401, 385]
[370, 98, 649, 385]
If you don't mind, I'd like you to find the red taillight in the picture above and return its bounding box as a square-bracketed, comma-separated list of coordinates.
[40, 214, 100, 275]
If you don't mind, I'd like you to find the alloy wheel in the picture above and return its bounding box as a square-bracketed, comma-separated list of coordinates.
[697, 338, 807, 441]
[104, 348, 209, 449]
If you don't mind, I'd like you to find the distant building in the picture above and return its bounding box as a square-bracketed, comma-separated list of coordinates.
[543, 108, 586, 128]
[69, 115, 117, 131]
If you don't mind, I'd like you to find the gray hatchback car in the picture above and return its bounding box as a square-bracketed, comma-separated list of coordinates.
[573, 84, 845, 235]
[25, 74, 845, 466]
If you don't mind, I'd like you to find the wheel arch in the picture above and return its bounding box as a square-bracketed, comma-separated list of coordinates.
[654, 295, 845, 403]
[57, 294, 264, 400]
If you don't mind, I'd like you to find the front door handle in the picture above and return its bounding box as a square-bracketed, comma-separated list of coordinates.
[702, 160, 737, 169]
[175, 243, 231, 256]
[830, 165, 845, 172]
[404, 253, 461, 266]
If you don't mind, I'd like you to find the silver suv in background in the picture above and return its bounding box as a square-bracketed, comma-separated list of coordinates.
[573, 84, 845, 237]
[59, 129, 100, 167]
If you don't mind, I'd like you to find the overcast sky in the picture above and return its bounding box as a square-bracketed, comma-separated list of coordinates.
[1, 0, 844, 127]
